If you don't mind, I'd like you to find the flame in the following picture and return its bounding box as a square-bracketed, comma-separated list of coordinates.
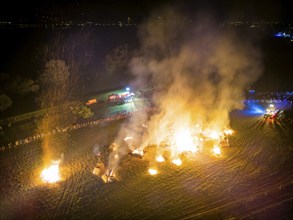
[110, 143, 118, 151]
[223, 129, 233, 136]
[41, 160, 61, 183]
[207, 130, 221, 140]
[148, 168, 158, 175]
[174, 128, 197, 153]
[212, 145, 221, 156]
[109, 123, 234, 176]
[172, 158, 182, 166]
[132, 149, 144, 156]
[124, 136, 133, 141]
[156, 155, 165, 163]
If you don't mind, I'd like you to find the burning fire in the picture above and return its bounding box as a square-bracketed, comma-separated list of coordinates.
[110, 143, 118, 151]
[223, 129, 233, 136]
[132, 149, 144, 156]
[207, 130, 221, 140]
[174, 128, 197, 153]
[124, 136, 133, 141]
[156, 155, 165, 162]
[40, 160, 61, 183]
[148, 168, 158, 175]
[116, 126, 233, 176]
[212, 145, 221, 156]
[172, 158, 182, 166]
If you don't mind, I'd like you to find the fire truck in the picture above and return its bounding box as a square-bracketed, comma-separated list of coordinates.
[264, 104, 283, 120]
[107, 94, 124, 105]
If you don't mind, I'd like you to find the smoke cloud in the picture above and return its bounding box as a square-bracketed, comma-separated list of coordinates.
[107, 8, 262, 170]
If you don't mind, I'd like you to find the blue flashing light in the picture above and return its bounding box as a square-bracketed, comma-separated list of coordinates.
[244, 102, 265, 115]
[126, 87, 130, 91]
[274, 32, 291, 38]
[274, 32, 283, 37]
[251, 106, 265, 114]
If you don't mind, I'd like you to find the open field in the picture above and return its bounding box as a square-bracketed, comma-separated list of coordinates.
[0, 110, 293, 219]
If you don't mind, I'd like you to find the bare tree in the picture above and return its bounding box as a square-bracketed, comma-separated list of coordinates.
[36, 31, 93, 130]
[105, 44, 130, 76]
[38, 59, 70, 108]
[39, 31, 93, 99]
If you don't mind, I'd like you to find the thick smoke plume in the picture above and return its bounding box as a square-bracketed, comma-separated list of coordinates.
[108, 8, 262, 170]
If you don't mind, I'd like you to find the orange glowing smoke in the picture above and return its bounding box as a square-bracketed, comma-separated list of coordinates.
[40, 160, 61, 183]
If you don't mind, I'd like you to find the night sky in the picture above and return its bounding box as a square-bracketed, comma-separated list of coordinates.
[0, 0, 292, 92]
[0, 0, 292, 22]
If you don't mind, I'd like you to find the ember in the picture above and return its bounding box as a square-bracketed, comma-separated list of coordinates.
[172, 158, 182, 166]
[156, 155, 165, 163]
[223, 129, 233, 136]
[148, 168, 158, 175]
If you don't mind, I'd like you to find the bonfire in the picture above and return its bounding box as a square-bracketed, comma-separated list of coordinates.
[40, 160, 61, 183]
[106, 126, 233, 179]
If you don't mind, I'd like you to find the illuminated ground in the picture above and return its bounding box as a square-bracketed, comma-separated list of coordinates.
[0, 111, 293, 219]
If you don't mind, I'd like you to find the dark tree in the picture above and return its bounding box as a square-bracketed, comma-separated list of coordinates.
[0, 94, 12, 112]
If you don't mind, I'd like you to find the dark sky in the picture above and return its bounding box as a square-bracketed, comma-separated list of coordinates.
[0, 0, 292, 22]
[0, 0, 292, 93]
